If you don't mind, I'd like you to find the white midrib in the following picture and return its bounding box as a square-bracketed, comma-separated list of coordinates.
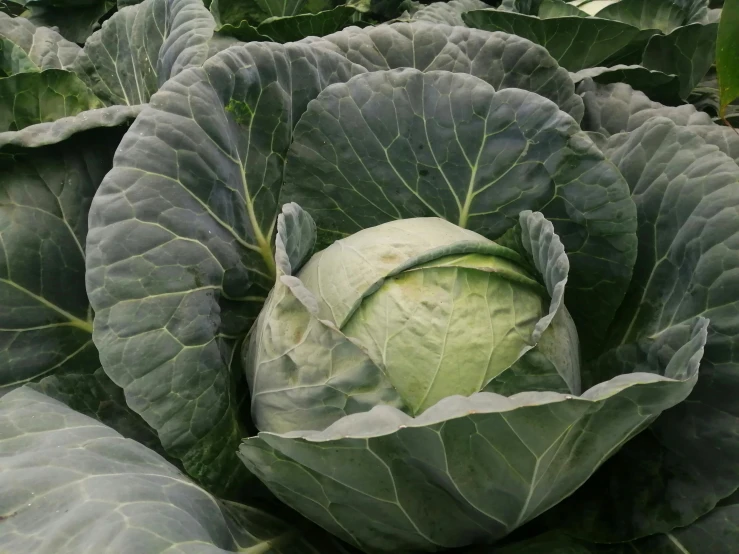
[666, 533, 691, 554]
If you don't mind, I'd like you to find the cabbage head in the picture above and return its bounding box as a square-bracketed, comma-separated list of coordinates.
[240, 204, 704, 553]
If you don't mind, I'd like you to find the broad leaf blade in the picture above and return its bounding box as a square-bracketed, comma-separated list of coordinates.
[0, 12, 80, 77]
[300, 22, 585, 121]
[463, 9, 647, 71]
[281, 68, 636, 356]
[0, 68, 103, 131]
[0, 387, 355, 554]
[85, 43, 366, 495]
[550, 117, 739, 541]
[641, 22, 718, 100]
[240, 319, 703, 552]
[0, 125, 121, 394]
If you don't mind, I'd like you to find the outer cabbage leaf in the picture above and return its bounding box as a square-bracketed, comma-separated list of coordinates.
[280, 67, 636, 357]
[300, 22, 585, 121]
[239, 315, 705, 552]
[0, 12, 80, 76]
[577, 80, 714, 136]
[570, 65, 683, 105]
[493, 491, 739, 552]
[24, 0, 117, 43]
[0, 387, 357, 554]
[0, 104, 142, 147]
[72, 0, 220, 106]
[0, 124, 122, 396]
[462, 9, 650, 71]
[0, 111, 162, 459]
[548, 117, 739, 542]
[0, 68, 103, 131]
[85, 42, 366, 495]
[641, 22, 718, 100]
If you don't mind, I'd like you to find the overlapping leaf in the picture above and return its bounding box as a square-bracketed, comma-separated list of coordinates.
[85, 42, 366, 495]
[548, 117, 739, 542]
[0, 387, 356, 554]
[240, 315, 704, 552]
[301, 22, 585, 120]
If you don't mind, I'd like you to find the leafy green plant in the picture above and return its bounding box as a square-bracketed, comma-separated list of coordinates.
[1, 2, 738, 553]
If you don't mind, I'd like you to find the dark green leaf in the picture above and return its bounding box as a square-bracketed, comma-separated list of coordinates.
[301, 22, 584, 121]
[641, 22, 718, 99]
[0, 125, 122, 396]
[25, 0, 116, 43]
[463, 9, 649, 71]
[257, 6, 358, 43]
[281, 67, 636, 356]
[0, 387, 356, 554]
[571, 65, 683, 105]
[72, 0, 219, 106]
[550, 117, 739, 542]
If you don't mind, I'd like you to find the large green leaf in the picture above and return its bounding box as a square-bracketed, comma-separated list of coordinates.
[463, 9, 650, 71]
[85, 43, 366, 495]
[0, 104, 142, 147]
[577, 80, 715, 136]
[571, 65, 683, 105]
[72, 0, 219, 106]
[280, 67, 636, 356]
[301, 22, 584, 121]
[0, 125, 122, 395]
[0, 387, 357, 554]
[240, 315, 704, 552]
[549, 117, 739, 542]
[255, 6, 359, 43]
[0, 12, 80, 77]
[641, 22, 718, 100]
[0, 69, 103, 131]
[25, 0, 117, 43]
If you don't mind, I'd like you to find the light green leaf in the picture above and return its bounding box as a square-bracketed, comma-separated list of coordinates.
[85, 43, 366, 495]
[240, 316, 703, 552]
[717, 0, 739, 118]
[463, 9, 650, 71]
[281, 68, 636, 355]
[299, 22, 585, 121]
[0, 12, 80, 77]
[0, 387, 356, 554]
[571, 65, 683, 105]
[0, 68, 103, 131]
